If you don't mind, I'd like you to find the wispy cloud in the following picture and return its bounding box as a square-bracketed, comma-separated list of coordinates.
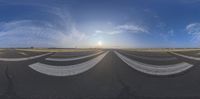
[186, 23, 200, 43]
[159, 29, 174, 41]
[116, 24, 148, 33]
[0, 20, 62, 47]
[48, 8, 90, 48]
[95, 24, 148, 35]
[0, 5, 90, 48]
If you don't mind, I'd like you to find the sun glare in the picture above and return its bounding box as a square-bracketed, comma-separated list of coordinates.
[97, 41, 102, 46]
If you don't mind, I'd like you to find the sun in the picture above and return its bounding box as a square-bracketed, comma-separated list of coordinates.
[97, 41, 102, 46]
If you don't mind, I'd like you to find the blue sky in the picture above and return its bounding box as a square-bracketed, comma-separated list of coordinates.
[0, 0, 200, 48]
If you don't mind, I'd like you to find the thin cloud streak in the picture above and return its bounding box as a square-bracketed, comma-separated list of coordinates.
[95, 24, 148, 35]
[0, 6, 90, 48]
[186, 23, 200, 43]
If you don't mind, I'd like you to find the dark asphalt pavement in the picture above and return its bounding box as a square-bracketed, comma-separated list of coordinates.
[1, 50, 200, 99]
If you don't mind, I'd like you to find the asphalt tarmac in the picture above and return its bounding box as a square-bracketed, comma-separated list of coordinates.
[1, 49, 200, 99]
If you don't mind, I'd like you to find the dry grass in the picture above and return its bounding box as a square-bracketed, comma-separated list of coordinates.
[122, 48, 200, 52]
[16, 48, 101, 52]
[0, 49, 5, 51]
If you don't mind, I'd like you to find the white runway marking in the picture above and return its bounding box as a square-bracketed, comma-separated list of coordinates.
[19, 52, 27, 55]
[0, 53, 52, 62]
[29, 51, 109, 76]
[170, 52, 200, 61]
[115, 51, 193, 75]
[45, 51, 104, 61]
[124, 52, 177, 61]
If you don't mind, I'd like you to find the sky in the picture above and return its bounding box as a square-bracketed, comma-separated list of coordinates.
[0, 0, 200, 48]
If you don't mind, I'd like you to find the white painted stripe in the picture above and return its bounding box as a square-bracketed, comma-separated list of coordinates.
[0, 53, 52, 61]
[115, 51, 193, 75]
[124, 52, 177, 61]
[45, 51, 104, 61]
[19, 52, 27, 56]
[29, 51, 109, 76]
[170, 52, 200, 61]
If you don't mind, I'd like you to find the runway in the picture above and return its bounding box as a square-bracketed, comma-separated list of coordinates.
[1, 49, 200, 99]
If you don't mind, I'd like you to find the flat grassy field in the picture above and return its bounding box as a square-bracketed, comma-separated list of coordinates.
[122, 48, 200, 52]
[15, 48, 102, 52]
[0, 49, 5, 51]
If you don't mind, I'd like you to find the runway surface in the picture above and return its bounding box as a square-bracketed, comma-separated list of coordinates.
[1, 49, 200, 99]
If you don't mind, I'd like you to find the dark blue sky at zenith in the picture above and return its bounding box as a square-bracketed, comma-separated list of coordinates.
[0, 0, 200, 48]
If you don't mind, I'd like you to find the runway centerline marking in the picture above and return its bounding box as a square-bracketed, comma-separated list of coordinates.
[115, 51, 193, 75]
[0, 53, 52, 62]
[29, 51, 109, 76]
[45, 51, 104, 61]
[170, 52, 200, 61]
